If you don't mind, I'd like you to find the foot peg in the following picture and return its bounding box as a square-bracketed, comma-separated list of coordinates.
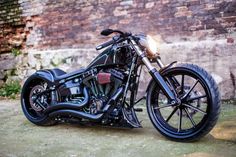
[134, 108, 143, 112]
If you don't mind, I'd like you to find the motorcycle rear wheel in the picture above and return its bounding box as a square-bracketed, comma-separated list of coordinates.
[146, 63, 221, 141]
[21, 76, 56, 126]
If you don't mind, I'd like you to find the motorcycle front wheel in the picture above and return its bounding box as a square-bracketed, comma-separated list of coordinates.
[146, 63, 221, 141]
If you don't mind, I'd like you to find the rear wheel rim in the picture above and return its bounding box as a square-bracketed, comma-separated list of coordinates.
[24, 82, 50, 119]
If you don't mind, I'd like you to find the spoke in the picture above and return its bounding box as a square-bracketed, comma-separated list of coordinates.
[166, 106, 178, 122]
[153, 104, 174, 109]
[181, 75, 184, 93]
[183, 103, 207, 115]
[159, 90, 164, 95]
[184, 108, 196, 128]
[178, 108, 182, 132]
[35, 99, 46, 110]
[184, 79, 199, 98]
[172, 76, 181, 87]
[186, 95, 207, 102]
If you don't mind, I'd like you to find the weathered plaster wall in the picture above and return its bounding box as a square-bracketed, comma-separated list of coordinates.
[0, 0, 236, 99]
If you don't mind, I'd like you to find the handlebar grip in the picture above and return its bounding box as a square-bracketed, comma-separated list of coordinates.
[96, 39, 115, 50]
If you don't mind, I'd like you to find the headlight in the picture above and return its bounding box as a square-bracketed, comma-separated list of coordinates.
[147, 35, 158, 55]
[138, 35, 159, 59]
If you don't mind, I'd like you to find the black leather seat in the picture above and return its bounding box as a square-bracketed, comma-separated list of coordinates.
[49, 68, 86, 80]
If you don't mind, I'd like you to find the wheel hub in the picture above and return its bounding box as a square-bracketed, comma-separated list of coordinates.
[177, 89, 202, 117]
[29, 85, 46, 112]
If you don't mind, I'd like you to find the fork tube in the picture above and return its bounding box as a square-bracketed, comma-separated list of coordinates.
[130, 39, 154, 71]
[149, 68, 176, 102]
[156, 56, 164, 68]
[130, 39, 177, 102]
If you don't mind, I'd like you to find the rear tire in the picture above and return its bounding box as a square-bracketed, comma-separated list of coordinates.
[146, 63, 221, 141]
[21, 76, 56, 126]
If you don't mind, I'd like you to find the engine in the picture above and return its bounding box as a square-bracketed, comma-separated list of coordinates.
[83, 68, 126, 114]
[58, 68, 126, 115]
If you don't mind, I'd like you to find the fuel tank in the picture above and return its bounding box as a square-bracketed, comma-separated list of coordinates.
[87, 46, 128, 69]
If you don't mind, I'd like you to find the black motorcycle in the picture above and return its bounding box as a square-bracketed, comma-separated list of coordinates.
[21, 29, 220, 141]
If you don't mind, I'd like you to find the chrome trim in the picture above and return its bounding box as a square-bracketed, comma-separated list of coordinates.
[142, 57, 155, 71]
[130, 39, 155, 71]
[156, 58, 165, 68]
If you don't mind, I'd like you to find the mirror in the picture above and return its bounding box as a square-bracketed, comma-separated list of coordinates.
[101, 29, 114, 36]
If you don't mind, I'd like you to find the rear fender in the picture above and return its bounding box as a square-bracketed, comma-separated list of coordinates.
[22, 70, 56, 92]
[35, 70, 55, 84]
[21, 70, 57, 111]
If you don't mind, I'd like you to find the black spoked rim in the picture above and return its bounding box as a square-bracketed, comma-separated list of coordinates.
[22, 81, 50, 120]
[149, 69, 212, 137]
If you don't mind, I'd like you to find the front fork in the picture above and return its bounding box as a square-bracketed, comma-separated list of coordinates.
[130, 39, 178, 105]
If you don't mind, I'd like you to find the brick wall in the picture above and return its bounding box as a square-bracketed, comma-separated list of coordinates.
[0, 0, 236, 99]
[26, 0, 236, 49]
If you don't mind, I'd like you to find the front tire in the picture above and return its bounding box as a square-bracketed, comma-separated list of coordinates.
[146, 63, 221, 141]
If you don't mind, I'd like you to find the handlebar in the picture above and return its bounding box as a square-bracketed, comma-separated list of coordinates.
[96, 29, 132, 50]
[96, 39, 115, 50]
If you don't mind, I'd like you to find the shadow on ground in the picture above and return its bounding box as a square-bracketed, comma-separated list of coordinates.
[0, 100, 236, 157]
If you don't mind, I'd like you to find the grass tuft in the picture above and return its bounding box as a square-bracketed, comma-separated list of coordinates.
[11, 48, 22, 56]
[0, 81, 21, 99]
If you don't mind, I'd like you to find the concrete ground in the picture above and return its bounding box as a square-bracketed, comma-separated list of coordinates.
[0, 99, 236, 157]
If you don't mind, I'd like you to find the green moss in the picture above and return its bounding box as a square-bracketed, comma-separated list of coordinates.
[11, 48, 21, 56]
[0, 81, 21, 99]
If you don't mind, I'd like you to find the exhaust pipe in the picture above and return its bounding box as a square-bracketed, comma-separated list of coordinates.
[49, 109, 103, 122]
[48, 87, 124, 121]
[44, 87, 89, 113]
